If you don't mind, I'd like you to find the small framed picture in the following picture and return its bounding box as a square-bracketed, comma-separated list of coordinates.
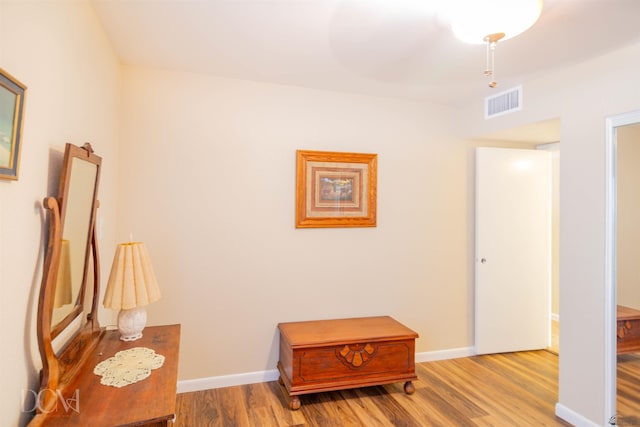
[0, 68, 27, 180]
[296, 150, 377, 228]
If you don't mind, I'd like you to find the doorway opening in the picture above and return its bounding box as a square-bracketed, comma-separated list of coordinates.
[470, 118, 560, 356]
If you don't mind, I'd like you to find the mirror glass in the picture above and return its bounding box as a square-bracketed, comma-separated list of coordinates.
[49, 146, 101, 338]
[616, 122, 640, 422]
[606, 110, 640, 423]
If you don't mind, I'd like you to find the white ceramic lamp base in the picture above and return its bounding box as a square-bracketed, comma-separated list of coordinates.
[117, 306, 147, 341]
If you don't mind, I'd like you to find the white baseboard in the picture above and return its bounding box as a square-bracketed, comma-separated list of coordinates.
[415, 347, 475, 363]
[555, 403, 602, 427]
[177, 347, 475, 394]
[178, 369, 280, 394]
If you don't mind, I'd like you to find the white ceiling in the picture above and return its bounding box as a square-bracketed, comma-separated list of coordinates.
[91, 0, 640, 108]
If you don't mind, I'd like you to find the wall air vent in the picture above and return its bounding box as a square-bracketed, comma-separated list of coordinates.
[485, 85, 522, 119]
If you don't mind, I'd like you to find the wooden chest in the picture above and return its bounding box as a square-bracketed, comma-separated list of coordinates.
[277, 316, 418, 410]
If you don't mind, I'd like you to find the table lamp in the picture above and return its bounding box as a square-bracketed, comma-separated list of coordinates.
[103, 242, 161, 341]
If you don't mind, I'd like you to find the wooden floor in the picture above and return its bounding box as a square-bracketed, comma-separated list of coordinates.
[617, 352, 640, 426]
[175, 321, 640, 426]
[174, 350, 572, 426]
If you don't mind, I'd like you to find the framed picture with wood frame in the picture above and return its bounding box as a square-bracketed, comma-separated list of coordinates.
[0, 68, 27, 180]
[296, 150, 377, 228]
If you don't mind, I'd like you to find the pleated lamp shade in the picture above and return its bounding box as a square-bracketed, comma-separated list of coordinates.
[103, 242, 161, 341]
[53, 239, 73, 308]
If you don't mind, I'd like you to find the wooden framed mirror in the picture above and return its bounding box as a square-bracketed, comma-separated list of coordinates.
[31, 143, 180, 426]
[35, 142, 104, 413]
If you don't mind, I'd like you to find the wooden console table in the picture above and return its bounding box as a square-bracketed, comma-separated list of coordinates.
[29, 325, 180, 427]
[277, 316, 418, 410]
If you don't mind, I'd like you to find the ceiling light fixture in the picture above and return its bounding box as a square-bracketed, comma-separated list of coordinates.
[450, 0, 543, 87]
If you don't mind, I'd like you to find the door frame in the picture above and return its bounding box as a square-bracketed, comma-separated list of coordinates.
[604, 109, 640, 422]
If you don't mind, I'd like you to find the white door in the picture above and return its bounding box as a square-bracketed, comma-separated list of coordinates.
[475, 147, 551, 355]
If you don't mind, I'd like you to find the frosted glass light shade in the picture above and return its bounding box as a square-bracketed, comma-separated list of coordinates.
[450, 0, 543, 44]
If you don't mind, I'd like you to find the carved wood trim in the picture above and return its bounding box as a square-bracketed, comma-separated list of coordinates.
[34, 143, 104, 415]
[336, 343, 377, 369]
[36, 196, 61, 412]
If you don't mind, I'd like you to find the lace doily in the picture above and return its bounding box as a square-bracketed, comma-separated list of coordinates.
[94, 347, 165, 388]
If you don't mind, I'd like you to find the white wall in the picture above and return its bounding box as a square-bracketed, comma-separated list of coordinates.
[0, 1, 120, 426]
[457, 40, 640, 426]
[118, 66, 479, 381]
[617, 125, 640, 308]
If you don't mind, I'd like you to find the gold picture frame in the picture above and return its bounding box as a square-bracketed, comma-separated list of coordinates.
[296, 150, 377, 228]
[0, 68, 27, 180]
